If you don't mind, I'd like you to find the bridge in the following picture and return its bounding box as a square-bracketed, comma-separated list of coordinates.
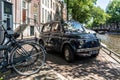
[92, 28, 110, 33]
[92, 24, 120, 33]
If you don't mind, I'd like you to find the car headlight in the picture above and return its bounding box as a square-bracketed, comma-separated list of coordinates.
[79, 40, 84, 45]
[78, 40, 85, 48]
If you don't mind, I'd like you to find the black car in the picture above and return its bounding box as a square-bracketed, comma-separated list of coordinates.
[39, 20, 101, 62]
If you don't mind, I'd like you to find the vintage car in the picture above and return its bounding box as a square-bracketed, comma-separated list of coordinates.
[39, 20, 101, 62]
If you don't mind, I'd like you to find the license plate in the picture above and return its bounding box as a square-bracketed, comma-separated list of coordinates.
[89, 50, 98, 55]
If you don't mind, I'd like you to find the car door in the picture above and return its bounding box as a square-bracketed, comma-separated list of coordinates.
[48, 22, 62, 51]
[40, 23, 51, 48]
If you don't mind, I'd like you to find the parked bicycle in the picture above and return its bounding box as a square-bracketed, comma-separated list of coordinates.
[0, 20, 46, 76]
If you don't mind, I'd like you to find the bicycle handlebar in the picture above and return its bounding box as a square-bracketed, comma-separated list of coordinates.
[0, 20, 20, 39]
[0, 20, 7, 32]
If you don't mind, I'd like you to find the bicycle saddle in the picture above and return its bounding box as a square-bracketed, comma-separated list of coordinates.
[5, 30, 20, 39]
[13, 32, 20, 39]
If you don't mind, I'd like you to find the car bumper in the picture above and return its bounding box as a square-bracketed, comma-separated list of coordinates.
[76, 46, 101, 56]
[76, 46, 101, 52]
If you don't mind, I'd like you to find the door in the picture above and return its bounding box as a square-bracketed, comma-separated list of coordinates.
[22, 9, 26, 23]
[41, 24, 51, 48]
[48, 22, 62, 51]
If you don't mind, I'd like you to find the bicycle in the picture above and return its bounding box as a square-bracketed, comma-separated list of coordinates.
[0, 20, 46, 76]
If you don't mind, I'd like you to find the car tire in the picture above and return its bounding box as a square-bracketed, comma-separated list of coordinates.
[64, 45, 74, 62]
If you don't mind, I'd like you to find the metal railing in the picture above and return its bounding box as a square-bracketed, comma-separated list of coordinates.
[101, 43, 120, 64]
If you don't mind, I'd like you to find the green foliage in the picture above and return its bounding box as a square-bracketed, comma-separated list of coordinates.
[0, 72, 3, 80]
[0, 77, 3, 80]
[106, 0, 120, 23]
[72, 0, 96, 23]
[64, 0, 109, 27]
[91, 6, 110, 27]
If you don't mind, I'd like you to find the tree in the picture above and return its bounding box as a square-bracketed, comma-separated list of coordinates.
[65, 0, 97, 23]
[106, 0, 120, 27]
[90, 6, 110, 27]
[64, 0, 109, 27]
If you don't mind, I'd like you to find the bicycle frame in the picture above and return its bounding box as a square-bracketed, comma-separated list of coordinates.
[0, 20, 46, 76]
[0, 22, 21, 70]
[0, 36, 17, 69]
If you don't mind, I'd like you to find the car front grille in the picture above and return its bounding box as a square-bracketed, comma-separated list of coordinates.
[82, 39, 100, 48]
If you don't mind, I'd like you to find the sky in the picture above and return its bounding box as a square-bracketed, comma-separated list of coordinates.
[96, 0, 111, 11]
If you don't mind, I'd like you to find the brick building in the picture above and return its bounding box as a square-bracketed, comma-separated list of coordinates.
[0, 0, 67, 39]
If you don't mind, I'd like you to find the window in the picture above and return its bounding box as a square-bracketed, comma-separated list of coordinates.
[7, 0, 11, 2]
[30, 26, 34, 36]
[51, 0, 52, 8]
[42, 8, 44, 23]
[45, 0, 47, 6]
[64, 21, 85, 33]
[34, 14, 37, 23]
[51, 23, 60, 32]
[53, 3, 55, 10]
[53, 2, 56, 10]
[42, 24, 51, 32]
[45, 10, 47, 22]
[4, 1, 12, 15]
[42, 0, 44, 4]
[48, 0, 49, 8]
[48, 12, 50, 22]
[53, 13, 54, 20]
[22, 1, 26, 8]
[50, 12, 52, 21]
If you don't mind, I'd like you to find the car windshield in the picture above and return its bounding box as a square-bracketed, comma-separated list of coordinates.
[64, 21, 85, 33]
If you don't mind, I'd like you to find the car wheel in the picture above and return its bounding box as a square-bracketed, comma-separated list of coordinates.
[64, 45, 74, 62]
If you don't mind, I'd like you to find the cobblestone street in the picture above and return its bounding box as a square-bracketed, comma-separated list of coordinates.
[4, 64, 67, 80]
[3, 49, 120, 80]
[46, 49, 120, 80]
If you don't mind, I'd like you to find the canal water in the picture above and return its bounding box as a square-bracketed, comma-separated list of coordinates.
[97, 33, 120, 54]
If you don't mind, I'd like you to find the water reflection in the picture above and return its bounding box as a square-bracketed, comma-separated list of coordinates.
[97, 33, 120, 54]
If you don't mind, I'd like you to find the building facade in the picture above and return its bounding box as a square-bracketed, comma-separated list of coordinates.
[40, 0, 61, 23]
[0, 0, 67, 39]
[0, 0, 13, 44]
[12, 0, 41, 38]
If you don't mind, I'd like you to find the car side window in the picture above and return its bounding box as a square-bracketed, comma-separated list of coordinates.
[42, 24, 51, 32]
[63, 23, 69, 31]
[51, 23, 61, 32]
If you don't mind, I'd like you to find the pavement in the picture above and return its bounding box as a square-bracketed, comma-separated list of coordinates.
[0, 39, 68, 80]
[3, 63, 68, 80]
[1, 49, 120, 80]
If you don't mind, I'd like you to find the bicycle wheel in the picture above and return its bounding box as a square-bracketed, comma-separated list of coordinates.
[11, 42, 46, 76]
